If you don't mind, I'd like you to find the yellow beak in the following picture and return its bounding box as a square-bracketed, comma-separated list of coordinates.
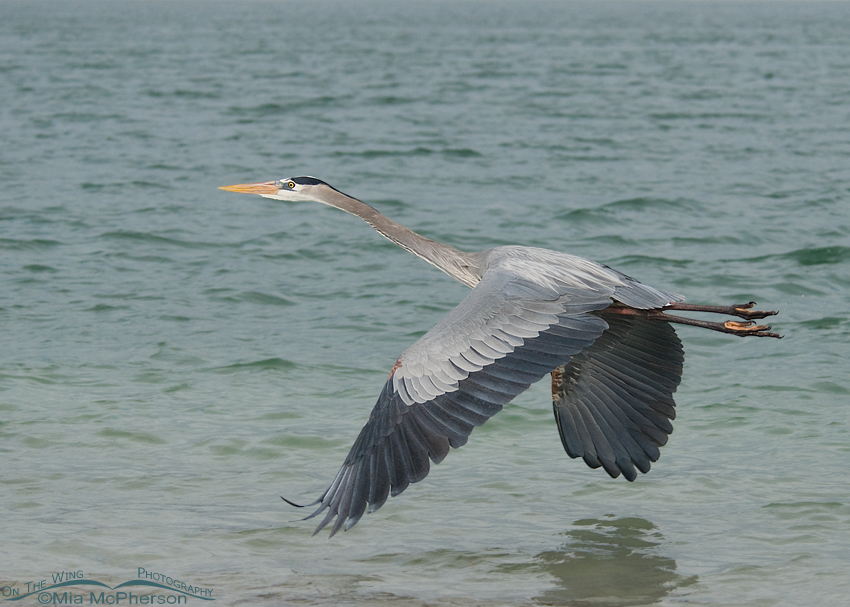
[218, 181, 279, 195]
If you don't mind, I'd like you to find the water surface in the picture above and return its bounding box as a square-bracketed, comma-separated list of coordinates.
[2, 1, 849, 605]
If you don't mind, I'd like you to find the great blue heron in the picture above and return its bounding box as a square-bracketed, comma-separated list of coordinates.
[220, 176, 780, 537]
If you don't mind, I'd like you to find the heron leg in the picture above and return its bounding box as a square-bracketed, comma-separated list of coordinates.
[665, 301, 778, 320]
[550, 366, 564, 402]
[605, 304, 782, 338]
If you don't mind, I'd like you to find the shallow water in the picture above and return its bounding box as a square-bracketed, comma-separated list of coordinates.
[2, 1, 849, 605]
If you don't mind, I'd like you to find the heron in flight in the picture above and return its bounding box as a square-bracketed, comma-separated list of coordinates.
[220, 176, 780, 537]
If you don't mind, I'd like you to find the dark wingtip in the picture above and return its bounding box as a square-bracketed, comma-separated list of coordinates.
[312, 508, 337, 537]
[281, 495, 307, 508]
[281, 496, 334, 526]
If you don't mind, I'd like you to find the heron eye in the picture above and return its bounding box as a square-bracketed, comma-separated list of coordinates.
[288, 181, 296, 189]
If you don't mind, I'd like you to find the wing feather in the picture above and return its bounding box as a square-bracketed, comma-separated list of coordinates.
[413, 403, 473, 447]
[552, 312, 684, 481]
[303, 310, 608, 535]
[367, 450, 390, 512]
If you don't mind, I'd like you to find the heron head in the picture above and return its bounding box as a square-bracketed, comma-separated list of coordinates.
[219, 176, 330, 202]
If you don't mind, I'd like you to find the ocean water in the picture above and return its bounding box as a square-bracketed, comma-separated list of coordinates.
[2, 0, 849, 605]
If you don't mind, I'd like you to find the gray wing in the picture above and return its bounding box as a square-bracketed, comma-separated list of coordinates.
[551, 311, 684, 482]
[301, 267, 615, 536]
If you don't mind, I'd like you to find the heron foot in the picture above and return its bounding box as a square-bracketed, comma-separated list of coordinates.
[722, 320, 780, 337]
[731, 302, 779, 320]
[660, 313, 782, 338]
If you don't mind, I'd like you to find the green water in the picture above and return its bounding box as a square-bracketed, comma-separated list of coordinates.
[2, 1, 849, 605]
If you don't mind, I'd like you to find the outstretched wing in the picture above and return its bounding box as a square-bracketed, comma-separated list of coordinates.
[551, 311, 684, 481]
[301, 266, 616, 536]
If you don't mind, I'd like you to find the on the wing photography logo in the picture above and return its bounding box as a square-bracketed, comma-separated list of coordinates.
[1, 569, 214, 604]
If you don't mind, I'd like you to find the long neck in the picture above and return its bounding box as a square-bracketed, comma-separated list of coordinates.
[319, 187, 483, 288]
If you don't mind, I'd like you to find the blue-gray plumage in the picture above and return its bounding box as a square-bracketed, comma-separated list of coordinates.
[219, 176, 781, 537]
